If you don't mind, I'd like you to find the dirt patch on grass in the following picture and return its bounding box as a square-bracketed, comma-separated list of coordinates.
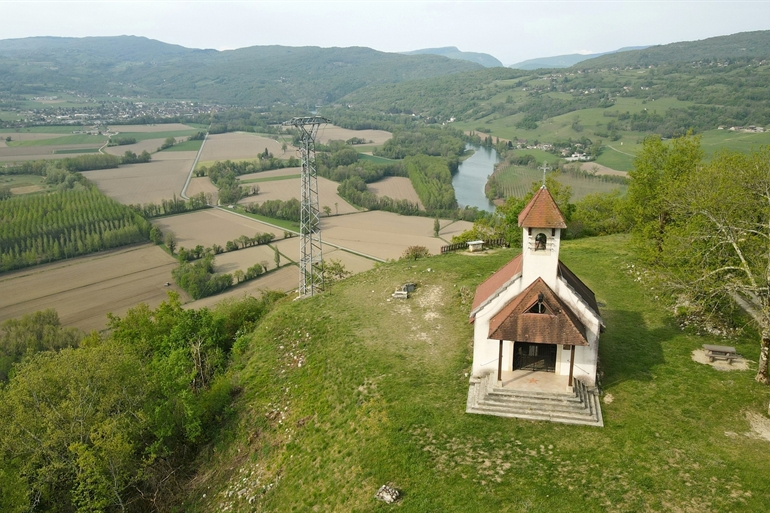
[745, 411, 770, 442]
[0, 244, 186, 332]
[367, 177, 423, 208]
[691, 349, 749, 371]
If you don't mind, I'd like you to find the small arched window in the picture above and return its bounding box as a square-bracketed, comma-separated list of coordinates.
[534, 232, 547, 251]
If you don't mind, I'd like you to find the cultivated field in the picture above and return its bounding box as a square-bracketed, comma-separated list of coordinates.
[213, 245, 280, 275]
[0, 144, 103, 162]
[239, 167, 302, 181]
[576, 162, 627, 177]
[237, 176, 359, 215]
[103, 138, 168, 156]
[199, 132, 295, 162]
[316, 125, 392, 145]
[186, 176, 218, 200]
[185, 265, 298, 310]
[0, 244, 187, 332]
[320, 211, 473, 261]
[84, 154, 193, 205]
[108, 123, 196, 133]
[152, 209, 285, 249]
[270, 237, 378, 272]
[367, 176, 423, 208]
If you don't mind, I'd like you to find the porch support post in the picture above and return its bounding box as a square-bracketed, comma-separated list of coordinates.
[568, 345, 576, 386]
[497, 340, 503, 383]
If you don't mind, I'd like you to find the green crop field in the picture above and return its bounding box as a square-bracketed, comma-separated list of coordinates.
[240, 174, 301, 184]
[8, 134, 107, 147]
[0, 126, 90, 134]
[358, 153, 397, 163]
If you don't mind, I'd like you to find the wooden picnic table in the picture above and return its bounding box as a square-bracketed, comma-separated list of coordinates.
[703, 344, 739, 363]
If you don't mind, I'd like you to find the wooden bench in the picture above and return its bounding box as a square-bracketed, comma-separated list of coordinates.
[703, 344, 739, 364]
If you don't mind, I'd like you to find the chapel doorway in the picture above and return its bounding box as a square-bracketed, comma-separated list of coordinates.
[513, 342, 556, 372]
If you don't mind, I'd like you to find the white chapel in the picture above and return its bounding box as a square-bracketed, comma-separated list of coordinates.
[466, 186, 605, 426]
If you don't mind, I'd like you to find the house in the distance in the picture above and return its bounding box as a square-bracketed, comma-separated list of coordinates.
[466, 186, 604, 426]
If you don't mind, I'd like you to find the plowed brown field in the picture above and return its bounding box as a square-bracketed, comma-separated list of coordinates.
[152, 209, 285, 249]
[0, 245, 187, 332]
[367, 177, 423, 208]
[237, 176, 358, 214]
[199, 132, 296, 162]
[317, 125, 392, 145]
[84, 155, 193, 205]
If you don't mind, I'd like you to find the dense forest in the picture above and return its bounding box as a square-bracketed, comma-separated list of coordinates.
[0, 292, 286, 512]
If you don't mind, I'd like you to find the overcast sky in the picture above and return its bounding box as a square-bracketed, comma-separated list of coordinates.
[2, 1, 770, 65]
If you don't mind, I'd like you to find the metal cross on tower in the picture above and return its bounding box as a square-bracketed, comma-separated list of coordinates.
[538, 160, 552, 187]
[282, 116, 329, 297]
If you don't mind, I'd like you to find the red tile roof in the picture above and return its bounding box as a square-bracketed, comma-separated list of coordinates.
[470, 253, 523, 315]
[518, 187, 567, 229]
[487, 278, 588, 346]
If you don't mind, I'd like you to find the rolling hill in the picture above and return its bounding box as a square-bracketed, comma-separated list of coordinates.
[402, 46, 503, 68]
[0, 36, 482, 106]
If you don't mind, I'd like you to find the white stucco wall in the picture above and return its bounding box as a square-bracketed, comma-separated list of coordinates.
[470, 265, 602, 385]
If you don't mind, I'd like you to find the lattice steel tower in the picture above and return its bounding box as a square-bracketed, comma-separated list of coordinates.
[283, 116, 329, 297]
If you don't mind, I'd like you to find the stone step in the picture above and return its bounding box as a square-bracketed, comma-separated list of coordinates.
[467, 403, 603, 426]
[466, 374, 604, 427]
[479, 396, 591, 416]
[487, 389, 585, 405]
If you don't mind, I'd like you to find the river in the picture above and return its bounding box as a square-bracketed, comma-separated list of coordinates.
[453, 144, 497, 212]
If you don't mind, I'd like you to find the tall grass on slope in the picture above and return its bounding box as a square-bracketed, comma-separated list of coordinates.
[183, 235, 770, 512]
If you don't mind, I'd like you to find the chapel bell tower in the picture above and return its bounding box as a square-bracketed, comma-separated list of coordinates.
[518, 186, 567, 290]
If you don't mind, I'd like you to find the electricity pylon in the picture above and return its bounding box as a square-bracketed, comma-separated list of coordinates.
[282, 116, 329, 297]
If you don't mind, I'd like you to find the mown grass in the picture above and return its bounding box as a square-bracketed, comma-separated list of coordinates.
[0, 174, 46, 189]
[183, 234, 770, 512]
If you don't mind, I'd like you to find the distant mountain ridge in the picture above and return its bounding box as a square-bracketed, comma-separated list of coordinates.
[401, 46, 503, 68]
[509, 47, 649, 70]
[576, 30, 770, 68]
[0, 36, 482, 107]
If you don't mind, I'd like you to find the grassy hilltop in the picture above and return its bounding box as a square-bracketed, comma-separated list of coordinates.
[183, 235, 770, 512]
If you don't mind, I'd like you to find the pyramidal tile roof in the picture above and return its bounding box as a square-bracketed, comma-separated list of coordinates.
[518, 186, 567, 229]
